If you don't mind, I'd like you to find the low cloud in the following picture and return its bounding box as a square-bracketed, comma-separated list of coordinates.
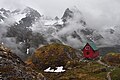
[77, 0, 120, 28]
[0, 17, 25, 58]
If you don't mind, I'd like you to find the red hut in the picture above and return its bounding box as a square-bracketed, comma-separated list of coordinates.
[82, 42, 99, 59]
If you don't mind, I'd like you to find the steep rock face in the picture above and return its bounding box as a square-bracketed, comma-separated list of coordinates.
[0, 7, 41, 24]
[29, 7, 103, 50]
[22, 7, 41, 19]
[62, 8, 74, 22]
[56, 7, 103, 48]
[0, 44, 45, 80]
[26, 43, 82, 70]
[20, 7, 41, 27]
[0, 8, 11, 22]
[61, 7, 86, 26]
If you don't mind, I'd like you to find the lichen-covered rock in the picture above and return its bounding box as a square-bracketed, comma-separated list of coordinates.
[26, 43, 82, 70]
[0, 44, 45, 80]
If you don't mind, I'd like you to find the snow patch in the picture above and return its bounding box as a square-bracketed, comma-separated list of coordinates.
[44, 66, 65, 73]
[26, 48, 29, 54]
[44, 19, 63, 26]
[12, 13, 26, 23]
[54, 66, 65, 72]
[57, 19, 64, 25]
[1, 42, 4, 45]
[44, 67, 54, 72]
[0, 19, 4, 24]
[44, 20, 56, 26]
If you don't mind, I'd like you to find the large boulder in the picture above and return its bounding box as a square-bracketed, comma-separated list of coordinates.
[26, 43, 82, 70]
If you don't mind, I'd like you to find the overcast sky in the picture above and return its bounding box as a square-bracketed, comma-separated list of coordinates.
[0, 0, 120, 28]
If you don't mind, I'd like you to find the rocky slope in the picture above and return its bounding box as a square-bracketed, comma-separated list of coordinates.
[0, 44, 45, 80]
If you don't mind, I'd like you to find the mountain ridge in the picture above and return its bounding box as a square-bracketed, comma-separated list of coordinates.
[0, 6, 120, 60]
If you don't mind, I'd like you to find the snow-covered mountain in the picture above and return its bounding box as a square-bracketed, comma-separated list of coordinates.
[0, 7, 41, 25]
[0, 6, 120, 59]
[30, 7, 103, 48]
[32, 7, 120, 53]
[0, 7, 42, 60]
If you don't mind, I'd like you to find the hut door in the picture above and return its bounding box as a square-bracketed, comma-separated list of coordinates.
[86, 52, 90, 55]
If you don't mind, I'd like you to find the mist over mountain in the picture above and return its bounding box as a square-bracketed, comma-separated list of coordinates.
[0, 7, 46, 60]
[0, 6, 120, 60]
